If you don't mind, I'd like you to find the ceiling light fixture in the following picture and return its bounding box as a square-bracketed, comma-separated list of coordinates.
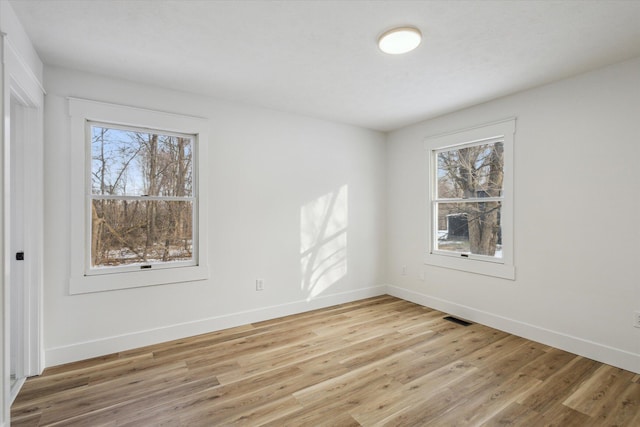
[378, 26, 422, 55]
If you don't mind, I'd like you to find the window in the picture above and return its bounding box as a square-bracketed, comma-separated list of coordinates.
[89, 123, 196, 273]
[69, 98, 209, 293]
[424, 119, 515, 279]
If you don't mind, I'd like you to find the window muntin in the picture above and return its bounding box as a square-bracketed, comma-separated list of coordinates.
[87, 122, 197, 274]
[432, 138, 504, 261]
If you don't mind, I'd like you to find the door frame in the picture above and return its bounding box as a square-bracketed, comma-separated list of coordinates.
[2, 32, 45, 416]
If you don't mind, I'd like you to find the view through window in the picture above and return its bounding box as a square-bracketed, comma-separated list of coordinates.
[89, 123, 196, 272]
[433, 139, 504, 260]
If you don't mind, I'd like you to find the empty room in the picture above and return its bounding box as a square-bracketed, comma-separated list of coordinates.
[1, 0, 639, 425]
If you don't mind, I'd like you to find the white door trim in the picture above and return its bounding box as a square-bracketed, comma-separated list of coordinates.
[2, 31, 45, 418]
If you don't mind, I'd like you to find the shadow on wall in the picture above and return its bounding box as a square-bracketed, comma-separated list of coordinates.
[300, 185, 348, 301]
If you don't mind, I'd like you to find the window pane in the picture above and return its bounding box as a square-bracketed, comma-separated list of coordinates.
[434, 201, 502, 258]
[91, 199, 193, 267]
[437, 141, 503, 199]
[91, 125, 193, 197]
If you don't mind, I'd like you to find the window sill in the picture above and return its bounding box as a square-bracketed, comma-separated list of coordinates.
[424, 253, 515, 280]
[69, 264, 209, 294]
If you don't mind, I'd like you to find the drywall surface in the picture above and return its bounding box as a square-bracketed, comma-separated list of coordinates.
[386, 57, 640, 373]
[43, 66, 387, 365]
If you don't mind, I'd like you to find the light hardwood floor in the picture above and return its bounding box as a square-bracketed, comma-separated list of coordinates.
[11, 295, 640, 426]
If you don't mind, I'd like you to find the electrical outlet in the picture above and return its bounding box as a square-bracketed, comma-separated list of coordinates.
[401, 266, 407, 276]
[634, 311, 640, 328]
[256, 279, 264, 291]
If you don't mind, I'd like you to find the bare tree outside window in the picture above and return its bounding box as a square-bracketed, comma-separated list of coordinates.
[90, 124, 195, 268]
[434, 141, 504, 257]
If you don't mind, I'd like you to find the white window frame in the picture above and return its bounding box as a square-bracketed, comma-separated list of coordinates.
[85, 121, 198, 276]
[69, 98, 209, 294]
[424, 118, 515, 280]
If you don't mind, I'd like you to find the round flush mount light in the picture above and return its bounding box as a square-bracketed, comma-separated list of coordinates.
[378, 26, 422, 54]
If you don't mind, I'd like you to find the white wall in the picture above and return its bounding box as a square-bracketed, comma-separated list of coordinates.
[43, 66, 387, 365]
[30, 26, 640, 376]
[386, 57, 640, 373]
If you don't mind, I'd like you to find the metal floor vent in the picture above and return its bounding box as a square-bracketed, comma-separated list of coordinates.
[443, 316, 473, 327]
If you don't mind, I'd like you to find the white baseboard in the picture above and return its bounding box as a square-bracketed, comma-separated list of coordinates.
[387, 285, 640, 374]
[45, 285, 387, 367]
[45, 284, 639, 374]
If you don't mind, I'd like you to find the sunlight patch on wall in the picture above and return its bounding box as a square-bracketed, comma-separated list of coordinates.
[300, 185, 348, 300]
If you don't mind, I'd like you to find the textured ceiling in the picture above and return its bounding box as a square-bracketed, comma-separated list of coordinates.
[9, 0, 640, 131]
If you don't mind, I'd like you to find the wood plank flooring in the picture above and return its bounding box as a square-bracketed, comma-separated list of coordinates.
[11, 296, 640, 426]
